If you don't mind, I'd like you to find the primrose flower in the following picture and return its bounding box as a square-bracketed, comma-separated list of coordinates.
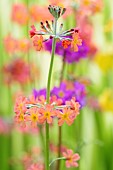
[4, 35, 18, 55]
[27, 107, 40, 128]
[94, 52, 113, 73]
[14, 95, 27, 114]
[11, 3, 29, 25]
[3, 58, 30, 85]
[39, 104, 57, 124]
[45, 39, 89, 63]
[99, 89, 113, 113]
[33, 35, 44, 51]
[71, 32, 82, 52]
[29, 5, 82, 52]
[57, 107, 75, 126]
[63, 149, 80, 168]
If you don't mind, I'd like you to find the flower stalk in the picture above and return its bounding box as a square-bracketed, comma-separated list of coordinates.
[45, 18, 57, 170]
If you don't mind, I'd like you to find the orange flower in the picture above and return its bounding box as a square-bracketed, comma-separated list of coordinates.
[4, 35, 18, 55]
[33, 35, 44, 51]
[27, 107, 40, 128]
[17, 38, 30, 53]
[57, 107, 74, 126]
[62, 40, 71, 49]
[39, 105, 57, 124]
[71, 32, 82, 52]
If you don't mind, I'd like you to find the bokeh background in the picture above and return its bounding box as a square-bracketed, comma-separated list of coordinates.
[0, 0, 113, 170]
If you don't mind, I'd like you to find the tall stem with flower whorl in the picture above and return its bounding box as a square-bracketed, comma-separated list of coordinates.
[45, 18, 57, 170]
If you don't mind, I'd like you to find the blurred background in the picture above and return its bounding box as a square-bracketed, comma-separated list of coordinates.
[0, 0, 113, 170]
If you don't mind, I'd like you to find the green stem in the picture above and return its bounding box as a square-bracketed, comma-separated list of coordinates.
[56, 53, 66, 170]
[49, 157, 66, 167]
[45, 18, 57, 170]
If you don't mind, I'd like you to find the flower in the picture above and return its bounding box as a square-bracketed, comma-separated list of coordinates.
[94, 52, 113, 73]
[29, 5, 82, 52]
[33, 35, 44, 51]
[4, 35, 18, 55]
[45, 39, 89, 63]
[27, 107, 40, 128]
[71, 32, 82, 52]
[11, 3, 29, 25]
[51, 81, 86, 107]
[57, 107, 75, 126]
[17, 38, 30, 53]
[63, 149, 80, 168]
[39, 104, 57, 124]
[3, 58, 30, 85]
[99, 89, 113, 113]
[14, 95, 27, 114]
[51, 83, 73, 104]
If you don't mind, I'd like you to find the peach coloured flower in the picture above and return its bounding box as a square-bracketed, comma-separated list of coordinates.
[15, 113, 26, 128]
[14, 95, 27, 114]
[27, 107, 40, 128]
[66, 97, 80, 116]
[50, 95, 63, 106]
[71, 32, 82, 52]
[63, 149, 80, 168]
[4, 35, 18, 55]
[33, 35, 44, 51]
[11, 3, 29, 25]
[29, 5, 52, 22]
[17, 38, 30, 53]
[57, 107, 75, 126]
[39, 104, 57, 124]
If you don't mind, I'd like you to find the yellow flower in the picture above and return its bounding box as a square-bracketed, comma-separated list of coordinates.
[94, 52, 113, 72]
[99, 89, 113, 112]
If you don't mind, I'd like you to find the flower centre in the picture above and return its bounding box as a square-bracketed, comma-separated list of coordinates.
[19, 113, 24, 121]
[59, 91, 64, 98]
[45, 112, 50, 118]
[31, 114, 38, 122]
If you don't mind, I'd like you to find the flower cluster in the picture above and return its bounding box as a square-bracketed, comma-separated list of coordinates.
[45, 38, 89, 63]
[33, 81, 87, 108]
[29, 5, 82, 52]
[14, 94, 80, 127]
[4, 35, 30, 55]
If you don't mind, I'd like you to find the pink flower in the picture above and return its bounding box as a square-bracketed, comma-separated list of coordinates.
[14, 95, 27, 114]
[29, 25, 37, 38]
[11, 3, 29, 25]
[63, 149, 80, 168]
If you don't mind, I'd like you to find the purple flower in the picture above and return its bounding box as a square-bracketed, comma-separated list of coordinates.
[45, 39, 89, 63]
[73, 82, 86, 107]
[51, 81, 86, 107]
[51, 83, 73, 104]
[33, 88, 46, 99]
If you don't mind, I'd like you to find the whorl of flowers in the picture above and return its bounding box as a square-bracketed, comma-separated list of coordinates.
[29, 5, 82, 52]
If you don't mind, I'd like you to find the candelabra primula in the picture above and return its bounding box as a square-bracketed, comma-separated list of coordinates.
[14, 5, 82, 170]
